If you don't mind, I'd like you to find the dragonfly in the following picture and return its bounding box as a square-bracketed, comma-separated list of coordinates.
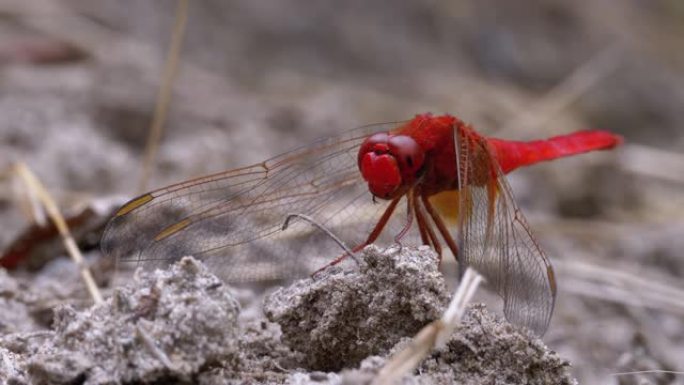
[101, 113, 622, 335]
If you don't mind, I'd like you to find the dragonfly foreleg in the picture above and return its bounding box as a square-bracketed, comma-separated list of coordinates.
[311, 195, 402, 277]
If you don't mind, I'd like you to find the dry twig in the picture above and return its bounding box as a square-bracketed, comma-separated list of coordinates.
[282, 213, 360, 266]
[612, 370, 684, 376]
[498, 44, 622, 136]
[372, 267, 483, 385]
[11, 162, 103, 304]
[136, 324, 175, 371]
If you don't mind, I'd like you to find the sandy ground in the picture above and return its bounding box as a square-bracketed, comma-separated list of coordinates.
[1, 1, 684, 384]
[1, 248, 577, 384]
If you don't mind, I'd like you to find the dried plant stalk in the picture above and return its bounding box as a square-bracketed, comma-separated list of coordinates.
[557, 259, 684, 315]
[499, 44, 622, 136]
[12, 162, 103, 304]
[372, 267, 483, 385]
[138, 0, 189, 192]
[619, 143, 684, 184]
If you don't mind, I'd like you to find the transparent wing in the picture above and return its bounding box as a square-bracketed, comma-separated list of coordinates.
[454, 128, 557, 335]
[101, 122, 419, 283]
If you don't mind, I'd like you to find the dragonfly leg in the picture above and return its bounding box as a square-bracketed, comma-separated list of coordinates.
[421, 193, 459, 265]
[393, 189, 415, 244]
[412, 189, 442, 257]
[413, 193, 431, 247]
[311, 195, 403, 277]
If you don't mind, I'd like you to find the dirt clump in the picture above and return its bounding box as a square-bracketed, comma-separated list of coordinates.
[264, 245, 450, 372]
[1, 257, 241, 385]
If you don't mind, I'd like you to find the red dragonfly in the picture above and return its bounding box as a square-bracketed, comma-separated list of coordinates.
[101, 113, 622, 335]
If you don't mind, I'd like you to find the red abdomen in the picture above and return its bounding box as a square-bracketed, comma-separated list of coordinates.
[488, 130, 623, 174]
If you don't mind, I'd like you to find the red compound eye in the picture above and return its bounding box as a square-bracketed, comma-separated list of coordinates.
[359, 151, 401, 198]
[357, 132, 390, 168]
[357, 133, 425, 199]
[388, 135, 425, 179]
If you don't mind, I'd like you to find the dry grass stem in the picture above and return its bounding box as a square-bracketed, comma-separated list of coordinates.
[499, 44, 622, 136]
[136, 324, 176, 371]
[612, 370, 684, 376]
[556, 259, 684, 315]
[11, 168, 47, 226]
[138, 0, 189, 193]
[372, 267, 483, 385]
[11, 162, 103, 304]
[619, 143, 684, 184]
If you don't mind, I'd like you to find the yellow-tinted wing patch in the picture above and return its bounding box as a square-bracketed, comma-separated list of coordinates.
[154, 218, 192, 241]
[428, 190, 459, 223]
[547, 265, 557, 296]
[115, 194, 154, 217]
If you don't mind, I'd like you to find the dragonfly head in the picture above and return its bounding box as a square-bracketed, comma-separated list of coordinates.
[358, 132, 425, 199]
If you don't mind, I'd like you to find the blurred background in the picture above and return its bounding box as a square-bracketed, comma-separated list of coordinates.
[0, 1, 683, 383]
